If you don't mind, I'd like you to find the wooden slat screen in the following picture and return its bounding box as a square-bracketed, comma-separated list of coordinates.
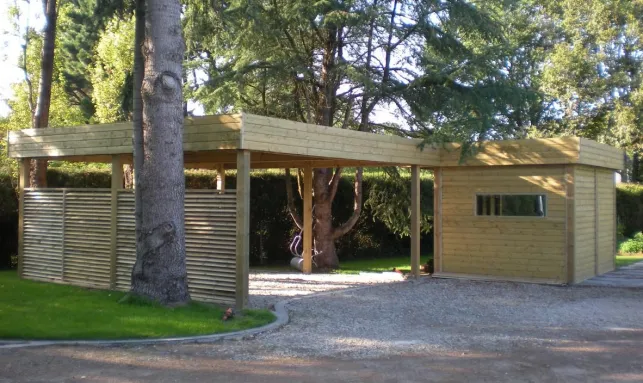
[63, 190, 112, 288]
[23, 190, 64, 281]
[21, 188, 238, 305]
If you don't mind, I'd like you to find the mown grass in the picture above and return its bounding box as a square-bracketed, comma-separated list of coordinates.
[334, 255, 433, 274]
[0, 271, 274, 340]
[616, 253, 643, 268]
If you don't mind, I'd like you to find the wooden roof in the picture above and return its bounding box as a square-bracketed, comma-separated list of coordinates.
[6, 113, 624, 170]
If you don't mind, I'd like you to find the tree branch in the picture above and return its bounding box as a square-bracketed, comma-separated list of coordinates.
[328, 167, 342, 201]
[332, 167, 363, 239]
[17, 0, 35, 115]
[285, 168, 303, 230]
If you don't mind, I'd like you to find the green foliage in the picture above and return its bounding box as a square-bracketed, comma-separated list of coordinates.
[616, 183, 643, 238]
[616, 254, 643, 268]
[619, 233, 643, 254]
[90, 16, 135, 123]
[365, 169, 433, 237]
[0, 168, 434, 268]
[515, 0, 643, 152]
[0, 271, 274, 340]
[1, 5, 88, 132]
[333, 255, 433, 275]
[0, 174, 18, 269]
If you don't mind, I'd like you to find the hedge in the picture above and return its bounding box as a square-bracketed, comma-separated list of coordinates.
[0, 168, 433, 269]
[3, 171, 639, 270]
[617, 183, 643, 239]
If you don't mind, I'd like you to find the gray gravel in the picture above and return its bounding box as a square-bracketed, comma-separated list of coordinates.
[248, 270, 405, 309]
[212, 275, 643, 360]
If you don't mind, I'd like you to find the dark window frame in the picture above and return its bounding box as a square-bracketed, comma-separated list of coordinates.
[474, 193, 547, 217]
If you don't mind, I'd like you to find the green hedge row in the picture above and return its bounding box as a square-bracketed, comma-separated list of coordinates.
[617, 183, 643, 239]
[0, 169, 434, 269]
[2, 172, 640, 270]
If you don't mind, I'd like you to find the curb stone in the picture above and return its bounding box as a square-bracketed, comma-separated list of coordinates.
[0, 277, 410, 349]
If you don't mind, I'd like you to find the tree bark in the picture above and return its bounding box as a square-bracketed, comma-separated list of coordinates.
[130, 0, 190, 305]
[30, 0, 57, 187]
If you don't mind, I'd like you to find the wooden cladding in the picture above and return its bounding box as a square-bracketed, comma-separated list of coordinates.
[440, 137, 623, 170]
[21, 188, 237, 305]
[241, 114, 440, 167]
[437, 166, 568, 283]
[7, 114, 242, 159]
[6, 113, 624, 170]
[573, 166, 616, 283]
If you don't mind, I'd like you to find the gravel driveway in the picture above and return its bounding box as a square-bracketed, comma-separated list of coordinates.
[2, 274, 643, 382]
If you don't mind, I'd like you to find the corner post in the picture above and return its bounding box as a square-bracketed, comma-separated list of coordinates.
[110, 155, 123, 289]
[565, 165, 575, 284]
[433, 168, 442, 273]
[17, 158, 30, 277]
[411, 165, 421, 277]
[236, 150, 250, 309]
[303, 165, 313, 274]
[216, 164, 226, 192]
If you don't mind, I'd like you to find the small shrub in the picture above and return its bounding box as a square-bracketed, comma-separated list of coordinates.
[619, 232, 643, 254]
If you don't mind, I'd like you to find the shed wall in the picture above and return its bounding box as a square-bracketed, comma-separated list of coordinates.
[596, 169, 616, 274]
[437, 166, 567, 283]
[573, 166, 616, 282]
[573, 166, 596, 282]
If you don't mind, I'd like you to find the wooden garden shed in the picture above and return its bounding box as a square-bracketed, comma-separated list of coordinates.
[6, 113, 623, 308]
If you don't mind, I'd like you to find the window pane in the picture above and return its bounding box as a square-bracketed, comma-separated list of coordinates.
[500, 195, 546, 217]
[476, 195, 484, 215]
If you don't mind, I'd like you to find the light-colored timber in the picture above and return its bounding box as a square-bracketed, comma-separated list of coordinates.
[9, 113, 625, 307]
[235, 150, 250, 309]
[433, 168, 443, 273]
[411, 165, 420, 277]
[21, 188, 238, 306]
[110, 156, 123, 288]
[17, 158, 30, 277]
[303, 165, 313, 274]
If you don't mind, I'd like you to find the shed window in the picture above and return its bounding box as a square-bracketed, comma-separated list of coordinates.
[476, 194, 546, 217]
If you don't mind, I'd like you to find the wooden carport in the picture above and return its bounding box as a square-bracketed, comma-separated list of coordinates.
[7, 113, 437, 308]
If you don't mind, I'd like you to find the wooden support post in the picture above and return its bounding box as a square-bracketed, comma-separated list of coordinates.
[302, 165, 313, 274]
[613, 171, 617, 271]
[433, 168, 442, 273]
[110, 155, 123, 289]
[594, 168, 599, 276]
[17, 158, 30, 277]
[216, 164, 226, 192]
[411, 165, 421, 277]
[236, 150, 250, 309]
[61, 189, 67, 281]
[565, 165, 575, 284]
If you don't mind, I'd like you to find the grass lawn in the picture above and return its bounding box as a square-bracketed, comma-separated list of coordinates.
[0, 271, 274, 340]
[334, 255, 433, 274]
[616, 253, 643, 268]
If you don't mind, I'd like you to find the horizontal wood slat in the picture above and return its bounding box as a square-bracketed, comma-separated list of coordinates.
[115, 190, 237, 304]
[23, 190, 64, 281]
[21, 188, 238, 305]
[7, 113, 624, 170]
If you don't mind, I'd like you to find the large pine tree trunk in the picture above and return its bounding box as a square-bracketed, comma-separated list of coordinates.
[312, 169, 338, 269]
[130, 0, 190, 305]
[30, 0, 57, 187]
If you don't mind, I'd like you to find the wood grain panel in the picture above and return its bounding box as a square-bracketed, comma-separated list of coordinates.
[439, 166, 567, 283]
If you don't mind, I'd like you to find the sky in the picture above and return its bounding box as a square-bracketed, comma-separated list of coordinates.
[0, 0, 43, 117]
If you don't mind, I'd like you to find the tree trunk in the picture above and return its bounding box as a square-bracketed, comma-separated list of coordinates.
[30, 0, 57, 187]
[130, 0, 190, 305]
[312, 184, 338, 269]
[123, 165, 134, 189]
